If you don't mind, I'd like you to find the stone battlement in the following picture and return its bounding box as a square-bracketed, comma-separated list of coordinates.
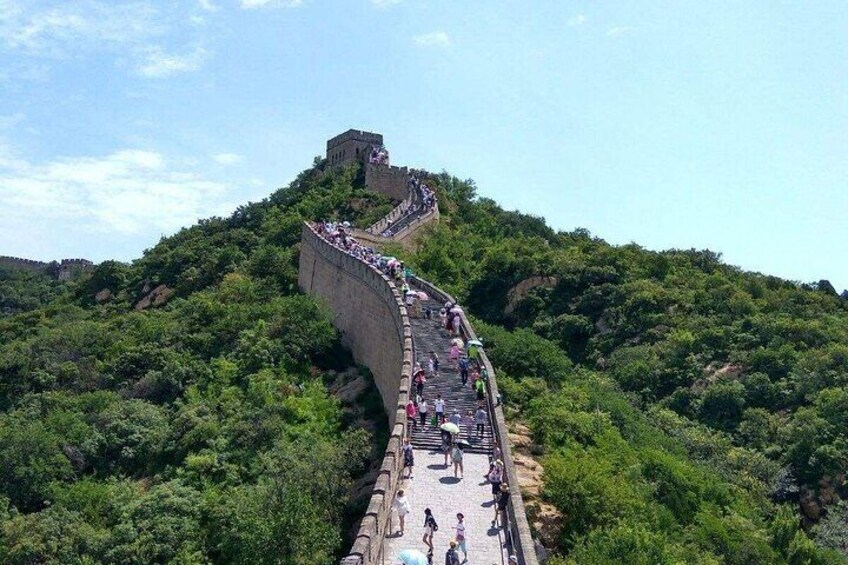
[327, 129, 384, 151]
[0, 255, 94, 279]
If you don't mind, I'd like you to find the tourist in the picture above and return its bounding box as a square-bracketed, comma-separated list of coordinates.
[442, 428, 453, 467]
[402, 437, 415, 479]
[393, 489, 411, 536]
[451, 442, 464, 479]
[475, 378, 486, 403]
[458, 356, 469, 386]
[406, 399, 418, 430]
[448, 342, 460, 369]
[454, 513, 468, 562]
[475, 406, 487, 438]
[493, 484, 510, 527]
[419, 397, 429, 427]
[423, 508, 438, 552]
[488, 461, 504, 499]
[439, 307, 448, 329]
[413, 365, 426, 398]
[434, 394, 445, 424]
[429, 351, 440, 375]
[449, 410, 462, 427]
[445, 541, 460, 565]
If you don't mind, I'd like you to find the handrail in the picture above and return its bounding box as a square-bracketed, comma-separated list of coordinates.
[410, 276, 540, 565]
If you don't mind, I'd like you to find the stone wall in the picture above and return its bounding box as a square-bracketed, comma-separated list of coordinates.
[0, 256, 49, 273]
[299, 222, 413, 565]
[364, 164, 409, 201]
[0, 256, 94, 280]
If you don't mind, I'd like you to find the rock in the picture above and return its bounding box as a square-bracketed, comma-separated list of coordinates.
[95, 288, 113, 304]
[151, 285, 174, 306]
[800, 487, 821, 521]
[135, 284, 174, 310]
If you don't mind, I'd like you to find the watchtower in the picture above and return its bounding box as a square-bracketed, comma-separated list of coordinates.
[326, 129, 383, 169]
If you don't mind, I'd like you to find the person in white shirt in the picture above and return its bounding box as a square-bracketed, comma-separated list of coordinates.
[393, 489, 411, 535]
[434, 395, 445, 423]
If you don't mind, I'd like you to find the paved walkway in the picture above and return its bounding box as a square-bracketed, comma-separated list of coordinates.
[383, 450, 506, 565]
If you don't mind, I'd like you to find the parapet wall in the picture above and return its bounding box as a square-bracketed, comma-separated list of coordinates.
[299, 223, 413, 564]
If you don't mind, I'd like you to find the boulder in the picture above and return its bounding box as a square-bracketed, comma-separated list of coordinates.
[95, 288, 113, 304]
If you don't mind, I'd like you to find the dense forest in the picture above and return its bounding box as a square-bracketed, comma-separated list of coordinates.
[396, 174, 848, 563]
[0, 165, 393, 564]
[1, 160, 846, 563]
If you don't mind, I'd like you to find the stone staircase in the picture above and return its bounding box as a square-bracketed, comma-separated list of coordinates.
[408, 294, 495, 455]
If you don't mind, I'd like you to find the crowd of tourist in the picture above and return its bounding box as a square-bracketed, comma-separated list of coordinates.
[312, 209, 516, 565]
[379, 172, 438, 238]
[369, 145, 390, 165]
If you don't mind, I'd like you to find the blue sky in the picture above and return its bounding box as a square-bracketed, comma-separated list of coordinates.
[1, 1, 846, 291]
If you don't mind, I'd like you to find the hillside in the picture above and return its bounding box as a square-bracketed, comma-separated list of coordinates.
[389, 174, 848, 563]
[1, 161, 846, 564]
[0, 165, 393, 564]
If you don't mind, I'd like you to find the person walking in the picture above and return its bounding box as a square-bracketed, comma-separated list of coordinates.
[449, 410, 462, 427]
[458, 356, 469, 386]
[448, 343, 460, 369]
[406, 400, 418, 430]
[444, 541, 460, 565]
[493, 483, 510, 527]
[402, 437, 415, 479]
[423, 508, 438, 552]
[419, 398, 429, 427]
[475, 406, 487, 439]
[451, 442, 464, 479]
[454, 513, 468, 562]
[428, 351, 440, 376]
[475, 378, 486, 403]
[434, 394, 445, 424]
[393, 489, 411, 536]
[488, 460, 504, 500]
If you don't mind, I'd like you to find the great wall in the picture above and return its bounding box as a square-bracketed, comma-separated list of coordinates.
[0, 256, 94, 280]
[300, 130, 538, 565]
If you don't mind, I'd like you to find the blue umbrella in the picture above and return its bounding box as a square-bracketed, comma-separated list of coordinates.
[398, 549, 428, 565]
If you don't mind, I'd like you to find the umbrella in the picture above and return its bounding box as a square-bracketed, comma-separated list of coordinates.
[467, 339, 483, 348]
[451, 338, 465, 347]
[456, 439, 471, 449]
[450, 306, 464, 314]
[406, 290, 418, 296]
[398, 549, 428, 565]
[440, 422, 460, 434]
[416, 291, 429, 300]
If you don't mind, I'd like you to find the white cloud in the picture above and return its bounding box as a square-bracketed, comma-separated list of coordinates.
[0, 2, 161, 55]
[568, 14, 586, 26]
[240, 0, 303, 8]
[0, 147, 235, 235]
[137, 46, 208, 78]
[607, 26, 632, 38]
[413, 31, 450, 47]
[213, 153, 242, 165]
[0, 2, 212, 77]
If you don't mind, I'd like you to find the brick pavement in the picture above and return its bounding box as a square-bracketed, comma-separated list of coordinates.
[383, 449, 506, 565]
